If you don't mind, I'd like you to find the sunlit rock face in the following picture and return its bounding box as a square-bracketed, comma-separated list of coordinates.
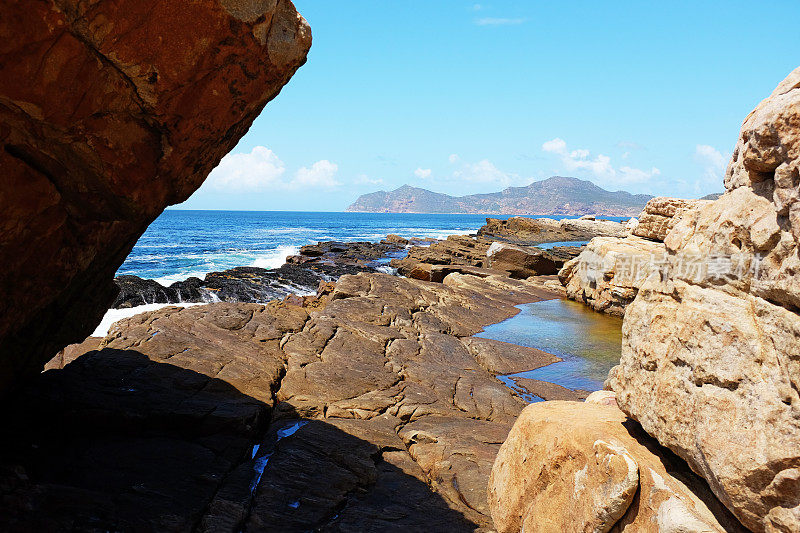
[608, 67, 800, 532]
[0, 0, 311, 394]
[488, 401, 744, 533]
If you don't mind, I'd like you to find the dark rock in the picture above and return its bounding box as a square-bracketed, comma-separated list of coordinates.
[486, 243, 561, 278]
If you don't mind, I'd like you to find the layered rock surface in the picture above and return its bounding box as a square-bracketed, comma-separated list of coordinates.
[0, 0, 311, 393]
[478, 216, 628, 244]
[391, 233, 578, 283]
[0, 272, 562, 530]
[632, 197, 708, 242]
[607, 67, 800, 531]
[559, 235, 666, 316]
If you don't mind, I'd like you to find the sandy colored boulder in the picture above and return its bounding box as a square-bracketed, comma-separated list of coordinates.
[633, 197, 708, 242]
[559, 235, 666, 316]
[609, 67, 800, 532]
[489, 401, 743, 533]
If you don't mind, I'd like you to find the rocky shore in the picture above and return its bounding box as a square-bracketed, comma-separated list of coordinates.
[2, 271, 563, 531]
[1, 212, 633, 530]
[2, 1, 797, 530]
[110, 217, 626, 309]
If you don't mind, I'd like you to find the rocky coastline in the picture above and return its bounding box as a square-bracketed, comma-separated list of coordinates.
[1, 1, 797, 530]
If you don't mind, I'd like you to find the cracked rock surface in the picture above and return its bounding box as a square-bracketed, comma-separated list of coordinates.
[0, 272, 559, 531]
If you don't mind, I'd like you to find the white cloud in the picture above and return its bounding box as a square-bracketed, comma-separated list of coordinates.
[414, 167, 433, 179]
[448, 153, 460, 164]
[206, 146, 340, 191]
[542, 137, 659, 184]
[695, 145, 728, 181]
[542, 138, 567, 154]
[453, 159, 515, 186]
[354, 174, 384, 186]
[294, 160, 340, 188]
[207, 146, 286, 191]
[475, 17, 526, 26]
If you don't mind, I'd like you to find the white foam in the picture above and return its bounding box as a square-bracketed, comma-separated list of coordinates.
[93, 303, 204, 337]
[251, 245, 299, 269]
[152, 271, 208, 286]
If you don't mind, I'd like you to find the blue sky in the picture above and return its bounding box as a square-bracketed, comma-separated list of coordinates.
[177, 1, 800, 211]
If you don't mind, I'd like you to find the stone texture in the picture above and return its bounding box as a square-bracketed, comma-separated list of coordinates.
[0, 0, 311, 394]
[633, 197, 708, 242]
[486, 242, 561, 278]
[0, 272, 562, 530]
[392, 233, 580, 282]
[488, 401, 744, 533]
[559, 235, 666, 316]
[608, 68, 800, 532]
[478, 216, 627, 244]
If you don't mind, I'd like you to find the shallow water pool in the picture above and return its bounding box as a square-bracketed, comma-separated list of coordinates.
[476, 299, 623, 396]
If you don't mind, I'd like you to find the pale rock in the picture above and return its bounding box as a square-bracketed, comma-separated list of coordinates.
[559, 235, 666, 316]
[488, 401, 741, 533]
[609, 67, 800, 532]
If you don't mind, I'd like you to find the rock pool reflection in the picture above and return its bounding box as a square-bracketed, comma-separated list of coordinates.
[476, 299, 623, 400]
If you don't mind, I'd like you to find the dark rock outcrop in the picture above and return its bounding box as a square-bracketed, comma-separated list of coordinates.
[113, 239, 411, 308]
[0, 0, 311, 394]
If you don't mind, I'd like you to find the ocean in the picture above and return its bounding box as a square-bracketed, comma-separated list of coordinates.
[118, 210, 500, 284]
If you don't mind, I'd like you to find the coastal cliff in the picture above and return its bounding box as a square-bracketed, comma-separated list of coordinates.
[0, 0, 311, 394]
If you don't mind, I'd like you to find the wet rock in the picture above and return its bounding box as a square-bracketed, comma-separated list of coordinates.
[113, 275, 203, 308]
[112, 256, 388, 309]
[0, 0, 311, 393]
[489, 401, 745, 533]
[608, 67, 800, 531]
[510, 377, 590, 401]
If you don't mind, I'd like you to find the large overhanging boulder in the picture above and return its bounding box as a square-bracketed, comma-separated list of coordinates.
[0, 0, 311, 394]
[607, 66, 800, 532]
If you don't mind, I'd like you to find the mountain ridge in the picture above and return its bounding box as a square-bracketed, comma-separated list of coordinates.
[347, 176, 653, 216]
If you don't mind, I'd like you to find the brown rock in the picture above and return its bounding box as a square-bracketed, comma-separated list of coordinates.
[0, 0, 311, 393]
[1, 272, 562, 530]
[511, 377, 590, 401]
[479, 216, 627, 244]
[486, 242, 561, 277]
[489, 401, 744, 533]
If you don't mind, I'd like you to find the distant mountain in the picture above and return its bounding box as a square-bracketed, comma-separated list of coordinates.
[347, 176, 653, 216]
[701, 192, 723, 200]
